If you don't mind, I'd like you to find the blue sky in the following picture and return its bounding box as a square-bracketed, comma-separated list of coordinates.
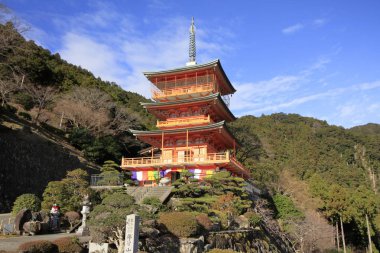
[2, 0, 380, 128]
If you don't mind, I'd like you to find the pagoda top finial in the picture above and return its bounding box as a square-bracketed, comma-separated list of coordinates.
[186, 17, 196, 66]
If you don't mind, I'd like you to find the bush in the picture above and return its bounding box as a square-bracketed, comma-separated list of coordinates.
[12, 193, 41, 215]
[142, 197, 161, 207]
[2, 104, 17, 114]
[158, 212, 199, 237]
[196, 213, 213, 231]
[53, 236, 84, 253]
[18, 240, 58, 253]
[18, 111, 32, 120]
[14, 92, 34, 110]
[272, 193, 303, 220]
[40, 122, 65, 137]
[243, 211, 262, 227]
[64, 211, 81, 230]
[208, 249, 237, 253]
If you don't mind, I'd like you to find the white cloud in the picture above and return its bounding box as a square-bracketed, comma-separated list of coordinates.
[313, 18, 327, 27]
[60, 33, 129, 85]
[356, 80, 380, 90]
[53, 3, 234, 97]
[282, 23, 304, 34]
[231, 57, 332, 113]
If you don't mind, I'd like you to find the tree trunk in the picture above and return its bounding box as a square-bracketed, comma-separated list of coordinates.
[340, 216, 347, 253]
[366, 214, 373, 253]
[336, 221, 340, 252]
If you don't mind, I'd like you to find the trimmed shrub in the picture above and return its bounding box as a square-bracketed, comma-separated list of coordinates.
[196, 213, 213, 231]
[158, 211, 199, 237]
[64, 211, 81, 230]
[243, 211, 262, 227]
[12, 193, 41, 215]
[142, 197, 161, 207]
[212, 210, 229, 229]
[208, 249, 237, 253]
[14, 92, 34, 110]
[18, 240, 58, 253]
[53, 236, 84, 253]
[40, 122, 65, 137]
[18, 111, 32, 120]
[3, 104, 17, 114]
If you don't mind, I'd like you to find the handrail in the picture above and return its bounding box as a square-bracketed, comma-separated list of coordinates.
[152, 83, 214, 99]
[153, 74, 214, 89]
[121, 151, 230, 167]
[157, 115, 211, 128]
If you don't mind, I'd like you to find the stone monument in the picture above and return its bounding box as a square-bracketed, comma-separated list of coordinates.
[124, 214, 140, 253]
[76, 194, 91, 236]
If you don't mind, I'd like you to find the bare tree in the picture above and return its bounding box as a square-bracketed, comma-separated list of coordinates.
[106, 106, 142, 136]
[54, 87, 112, 135]
[0, 71, 24, 106]
[24, 83, 56, 123]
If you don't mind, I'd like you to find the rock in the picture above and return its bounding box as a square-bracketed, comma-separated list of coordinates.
[14, 209, 32, 234]
[142, 219, 157, 228]
[234, 215, 250, 229]
[23, 221, 41, 235]
[204, 244, 212, 252]
[179, 236, 204, 253]
[140, 226, 160, 238]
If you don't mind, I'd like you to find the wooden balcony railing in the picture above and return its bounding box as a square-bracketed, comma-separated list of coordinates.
[157, 115, 211, 128]
[121, 151, 230, 168]
[152, 83, 214, 100]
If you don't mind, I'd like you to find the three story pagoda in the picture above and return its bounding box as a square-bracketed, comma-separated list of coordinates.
[121, 19, 250, 186]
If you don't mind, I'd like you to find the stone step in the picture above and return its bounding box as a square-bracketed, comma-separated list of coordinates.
[125, 186, 173, 204]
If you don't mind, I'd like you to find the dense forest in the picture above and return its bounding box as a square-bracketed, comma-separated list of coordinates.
[229, 115, 380, 251]
[1, 13, 380, 252]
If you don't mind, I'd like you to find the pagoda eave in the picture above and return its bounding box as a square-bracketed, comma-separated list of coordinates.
[129, 121, 240, 149]
[144, 59, 236, 95]
[141, 93, 236, 122]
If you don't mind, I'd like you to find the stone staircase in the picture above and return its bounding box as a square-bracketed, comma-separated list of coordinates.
[126, 186, 173, 204]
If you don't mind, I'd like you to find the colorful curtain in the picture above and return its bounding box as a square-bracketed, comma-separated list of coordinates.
[131, 168, 215, 181]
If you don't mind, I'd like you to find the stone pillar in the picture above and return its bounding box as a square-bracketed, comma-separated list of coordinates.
[124, 214, 140, 253]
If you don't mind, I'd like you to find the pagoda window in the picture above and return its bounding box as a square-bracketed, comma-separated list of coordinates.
[193, 147, 207, 162]
[177, 150, 185, 162]
[163, 149, 173, 163]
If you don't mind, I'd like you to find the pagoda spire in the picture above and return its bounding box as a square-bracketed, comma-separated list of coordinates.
[186, 17, 197, 66]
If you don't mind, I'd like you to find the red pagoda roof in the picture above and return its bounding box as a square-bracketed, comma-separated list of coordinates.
[143, 59, 236, 96]
[141, 93, 236, 122]
[129, 121, 240, 150]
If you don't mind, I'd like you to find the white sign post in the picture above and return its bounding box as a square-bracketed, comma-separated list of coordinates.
[124, 214, 140, 253]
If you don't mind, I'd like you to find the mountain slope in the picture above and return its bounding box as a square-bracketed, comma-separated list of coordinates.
[0, 112, 99, 212]
[350, 123, 380, 136]
[229, 113, 380, 250]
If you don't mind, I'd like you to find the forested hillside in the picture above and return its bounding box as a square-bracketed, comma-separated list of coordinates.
[229, 114, 380, 251]
[0, 21, 154, 212]
[0, 22, 155, 164]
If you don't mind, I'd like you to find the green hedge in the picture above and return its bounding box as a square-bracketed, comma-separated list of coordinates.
[18, 240, 58, 253]
[12, 193, 41, 215]
[53, 236, 84, 253]
[158, 211, 199, 237]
